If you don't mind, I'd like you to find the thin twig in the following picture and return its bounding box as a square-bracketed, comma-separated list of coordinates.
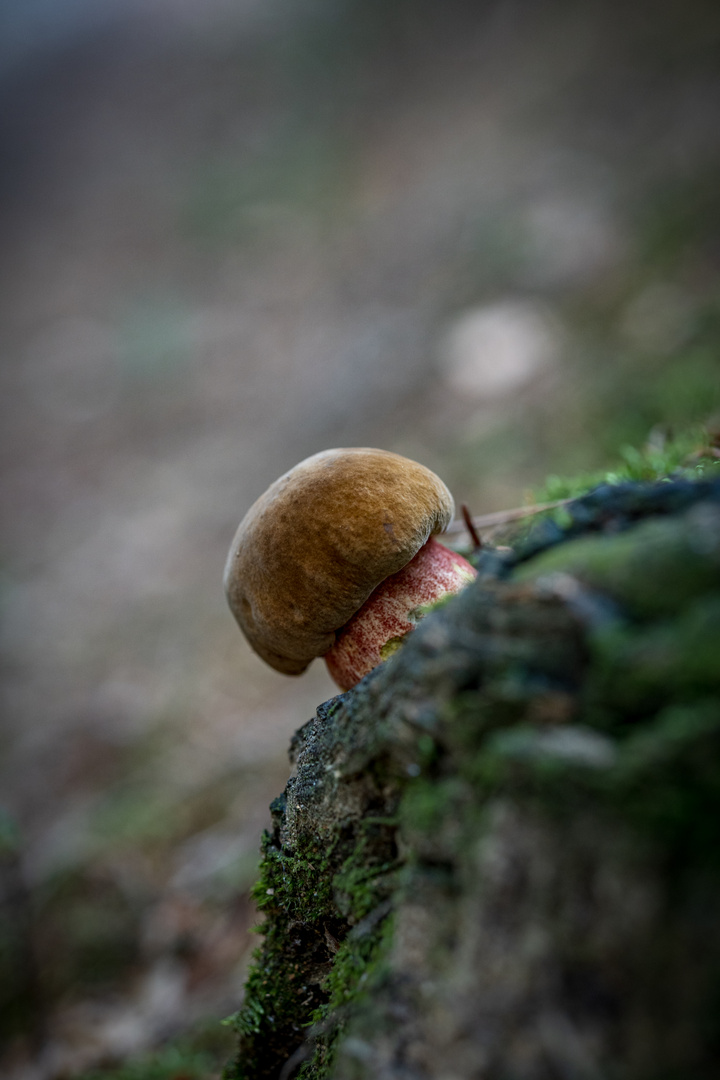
[461, 503, 483, 551]
[446, 498, 571, 536]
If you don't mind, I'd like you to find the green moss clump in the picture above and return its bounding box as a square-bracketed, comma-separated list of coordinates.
[224, 825, 398, 1079]
[535, 424, 720, 503]
[223, 705, 402, 1079]
[514, 506, 720, 621]
[224, 830, 342, 1076]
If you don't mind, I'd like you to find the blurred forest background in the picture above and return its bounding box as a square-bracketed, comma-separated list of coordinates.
[0, 0, 719, 1076]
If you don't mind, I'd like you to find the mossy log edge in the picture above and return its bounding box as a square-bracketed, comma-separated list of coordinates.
[225, 478, 720, 1080]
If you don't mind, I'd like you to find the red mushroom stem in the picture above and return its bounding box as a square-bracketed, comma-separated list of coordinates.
[324, 537, 476, 691]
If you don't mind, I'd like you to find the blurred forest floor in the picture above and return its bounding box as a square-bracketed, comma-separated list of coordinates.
[0, 1, 719, 1076]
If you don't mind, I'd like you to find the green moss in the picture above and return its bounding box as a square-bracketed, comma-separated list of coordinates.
[614, 700, 720, 851]
[463, 700, 720, 874]
[297, 911, 396, 1079]
[400, 775, 467, 843]
[514, 511, 720, 621]
[224, 833, 338, 1076]
[379, 635, 405, 661]
[535, 425, 720, 503]
[250, 836, 336, 923]
[584, 594, 720, 724]
[225, 812, 399, 1080]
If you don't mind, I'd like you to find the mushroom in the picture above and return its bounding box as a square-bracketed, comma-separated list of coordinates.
[224, 447, 476, 690]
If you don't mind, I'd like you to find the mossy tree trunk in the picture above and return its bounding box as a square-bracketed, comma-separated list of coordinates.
[225, 478, 720, 1080]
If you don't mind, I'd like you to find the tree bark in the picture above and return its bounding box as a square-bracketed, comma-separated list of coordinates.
[225, 477, 720, 1080]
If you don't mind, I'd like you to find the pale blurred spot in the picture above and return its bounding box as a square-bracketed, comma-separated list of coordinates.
[621, 282, 696, 354]
[23, 317, 122, 423]
[439, 300, 562, 399]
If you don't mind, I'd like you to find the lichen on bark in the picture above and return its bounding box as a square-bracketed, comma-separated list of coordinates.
[224, 476, 720, 1080]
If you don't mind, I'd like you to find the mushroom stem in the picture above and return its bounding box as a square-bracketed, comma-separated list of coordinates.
[324, 538, 476, 691]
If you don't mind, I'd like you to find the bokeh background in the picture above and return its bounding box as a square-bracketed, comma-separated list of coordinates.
[1, 0, 719, 1076]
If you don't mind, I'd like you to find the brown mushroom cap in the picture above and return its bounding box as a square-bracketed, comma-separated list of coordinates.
[224, 448, 454, 675]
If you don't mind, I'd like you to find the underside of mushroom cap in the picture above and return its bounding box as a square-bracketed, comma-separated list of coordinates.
[224, 448, 455, 674]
